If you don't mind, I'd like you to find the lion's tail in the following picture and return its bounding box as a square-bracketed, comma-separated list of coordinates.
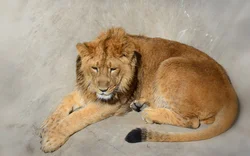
[125, 100, 238, 142]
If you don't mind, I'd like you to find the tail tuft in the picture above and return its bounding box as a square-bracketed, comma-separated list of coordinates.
[125, 128, 146, 143]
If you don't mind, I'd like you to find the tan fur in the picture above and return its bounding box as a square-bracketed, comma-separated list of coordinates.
[40, 28, 238, 152]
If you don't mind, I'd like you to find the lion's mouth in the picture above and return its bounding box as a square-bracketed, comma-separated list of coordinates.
[96, 85, 119, 100]
[96, 93, 113, 100]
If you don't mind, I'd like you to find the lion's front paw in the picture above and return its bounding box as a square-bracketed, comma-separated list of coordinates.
[130, 100, 149, 112]
[40, 111, 68, 138]
[40, 117, 59, 138]
[40, 126, 68, 153]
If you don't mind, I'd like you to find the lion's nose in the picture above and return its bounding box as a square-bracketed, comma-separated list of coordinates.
[99, 88, 108, 92]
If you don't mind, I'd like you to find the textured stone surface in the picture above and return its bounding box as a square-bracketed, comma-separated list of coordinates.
[0, 0, 250, 155]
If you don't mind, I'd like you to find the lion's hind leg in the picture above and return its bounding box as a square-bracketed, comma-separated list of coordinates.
[141, 107, 200, 128]
[130, 100, 200, 128]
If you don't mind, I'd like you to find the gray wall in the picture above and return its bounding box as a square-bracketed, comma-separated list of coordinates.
[0, 0, 249, 156]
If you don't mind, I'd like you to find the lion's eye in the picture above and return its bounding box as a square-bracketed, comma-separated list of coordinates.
[91, 67, 98, 72]
[110, 68, 117, 72]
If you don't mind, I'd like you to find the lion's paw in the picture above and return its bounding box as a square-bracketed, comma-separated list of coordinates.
[40, 112, 67, 138]
[40, 127, 68, 153]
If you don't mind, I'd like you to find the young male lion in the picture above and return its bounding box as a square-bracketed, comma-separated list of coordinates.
[40, 28, 238, 152]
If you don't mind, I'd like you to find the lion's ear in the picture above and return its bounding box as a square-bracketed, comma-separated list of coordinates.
[76, 43, 89, 57]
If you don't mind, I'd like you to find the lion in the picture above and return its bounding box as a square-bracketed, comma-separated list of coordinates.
[40, 27, 238, 152]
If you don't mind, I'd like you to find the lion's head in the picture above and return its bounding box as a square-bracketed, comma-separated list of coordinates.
[76, 28, 138, 101]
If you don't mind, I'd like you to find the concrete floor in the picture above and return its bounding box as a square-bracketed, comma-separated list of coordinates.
[1, 0, 250, 156]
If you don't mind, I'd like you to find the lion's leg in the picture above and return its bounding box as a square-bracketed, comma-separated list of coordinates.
[133, 58, 201, 128]
[40, 102, 120, 153]
[41, 91, 83, 132]
[152, 57, 220, 127]
[141, 107, 200, 128]
[130, 100, 199, 128]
